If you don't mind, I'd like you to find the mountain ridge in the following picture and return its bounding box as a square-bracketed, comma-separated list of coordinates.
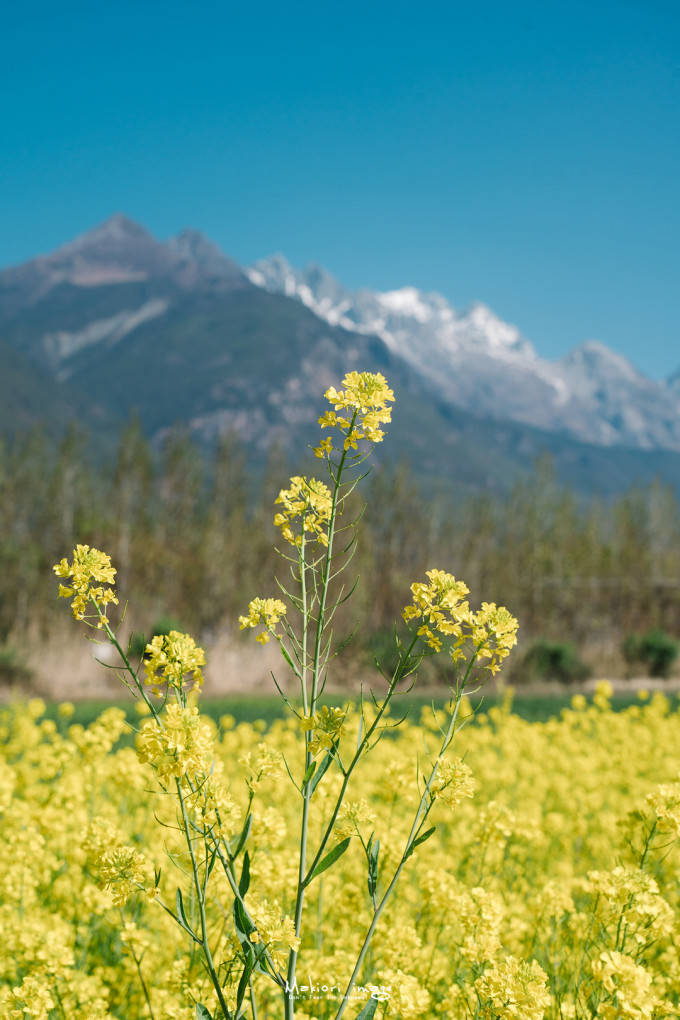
[248, 254, 680, 452]
[2, 215, 680, 498]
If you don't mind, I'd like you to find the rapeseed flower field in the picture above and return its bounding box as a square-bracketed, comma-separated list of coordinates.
[3, 688, 680, 1017]
[3, 370, 680, 1018]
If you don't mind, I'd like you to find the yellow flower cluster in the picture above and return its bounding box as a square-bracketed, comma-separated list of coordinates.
[5, 690, 680, 1017]
[300, 705, 347, 756]
[239, 741, 283, 791]
[274, 475, 332, 547]
[430, 756, 476, 808]
[53, 544, 118, 624]
[317, 370, 395, 453]
[335, 798, 377, 839]
[402, 569, 518, 672]
[249, 899, 301, 971]
[92, 844, 149, 907]
[402, 569, 471, 652]
[474, 956, 552, 1020]
[469, 601, 520, 675]
[646, 778, 680, 838]
[136, 703, 214, 784]
[592, 950, 667, 1019]
[144, 630, 206, 694]
[238, 596, 287, 644]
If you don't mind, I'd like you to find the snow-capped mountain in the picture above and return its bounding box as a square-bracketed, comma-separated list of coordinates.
[248, 255, 680, 452]
[3, 215, 680, 496]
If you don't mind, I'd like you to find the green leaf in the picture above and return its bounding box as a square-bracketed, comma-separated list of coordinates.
[228, 813, 252, 859]
[355, 998, 379, 1020]
[308, 837, 351, 882]
[175, 888, 196, 939]
[239, 850, 251, 898]
[309, 751, 333, 794]
[206, 846, 218, 884]
[404, 825, 436, 861]
[195, 1006, 214, 1020]
[249, 938, 270, 977]
[233, 894, 255, 940]
[302, 761, 317, 786]
[236, 956, 253, 1011]
[367, 834, 380, 900]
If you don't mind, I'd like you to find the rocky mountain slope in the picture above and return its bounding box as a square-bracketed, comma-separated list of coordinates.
[249, 255, 680, 452]
[2, 216, 680, 496]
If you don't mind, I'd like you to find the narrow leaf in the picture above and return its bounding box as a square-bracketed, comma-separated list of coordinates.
[233, 894, 255, 939]
[228, 813, 252, 859]
[355, 998, 379, 1019]
[175, 888, 195, 938]
[367, 836, 380, 900]
[195, 1006, 214, 1020]
[239, 850, 251, 898]
[309, 751, 333, 794]
[236, 956, 253, 1011]
[205, 846, 218, 884]
[308, 837, 351, 882]
[404, 825, 436, 861]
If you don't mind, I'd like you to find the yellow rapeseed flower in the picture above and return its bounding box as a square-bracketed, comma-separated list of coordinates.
[475, 956, 551, 1019]
[319, 370, 394, 450]
[273, 476, 332, 547]
[54, 544, 118, 625]
[403, 569, 518, 674]
[144, 630, 206, 694]
[238, 596, 287, 644]
[430, 755, 476, 808]
[299, 705, 347, 756]
[136, 704, 214, 784]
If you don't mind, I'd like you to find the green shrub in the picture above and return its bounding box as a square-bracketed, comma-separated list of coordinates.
[623, 629, 679, 678]
[522, 639, 591, 685]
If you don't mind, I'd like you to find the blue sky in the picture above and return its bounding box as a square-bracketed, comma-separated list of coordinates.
[1, 0, 678, 377]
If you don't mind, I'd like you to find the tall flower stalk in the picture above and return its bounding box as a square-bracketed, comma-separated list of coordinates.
[53, 370, 519, 1019]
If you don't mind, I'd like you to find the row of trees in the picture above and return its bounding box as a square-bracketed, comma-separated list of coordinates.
[2, 422, 680, 679]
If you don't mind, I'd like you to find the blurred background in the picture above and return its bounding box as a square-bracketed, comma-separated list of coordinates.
[1, 0, 679, 698]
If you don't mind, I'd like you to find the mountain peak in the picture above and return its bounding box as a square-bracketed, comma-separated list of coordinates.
[563, 340, 642, 381]
[377, 286, 434, 324]
[170, 228, 222, 259]
[58, 214, 153, 255]
[247, 254, 301, 296]
[0, 215, 250, 312]
[167, 228, 245, 284]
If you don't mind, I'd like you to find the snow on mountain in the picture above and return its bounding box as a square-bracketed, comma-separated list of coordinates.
[248, 255, 680, 452]
[3, 217, 678, 454]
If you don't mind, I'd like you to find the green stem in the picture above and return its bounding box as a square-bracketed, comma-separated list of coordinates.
[120, 909, 155, 1020]
[299, 532, 309, 714]
[284, 431, 355, 1020]
[639, 819, 657, 869]
[176, 779, 231, 1019]
[95, 602, 160, 723]
[209, 835, 283, 987]
[303, 632, 423, 886]
[333, 683, 467, 1020]
[249, 977, 259, 1020]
